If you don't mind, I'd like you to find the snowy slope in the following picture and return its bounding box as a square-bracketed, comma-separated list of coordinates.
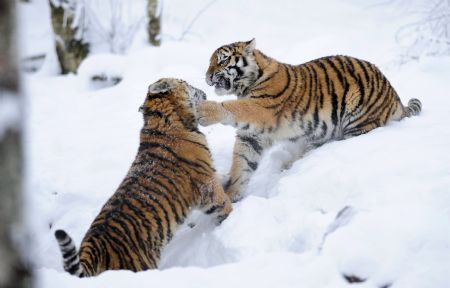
[21, 0, 450, 287]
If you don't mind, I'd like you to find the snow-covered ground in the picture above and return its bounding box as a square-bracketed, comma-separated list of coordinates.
[20, 0, 450, 287]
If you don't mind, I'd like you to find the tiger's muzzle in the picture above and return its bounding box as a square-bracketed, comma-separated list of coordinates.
[207, 73, 231, 90]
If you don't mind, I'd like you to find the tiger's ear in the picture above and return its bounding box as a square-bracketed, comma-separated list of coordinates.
[244, 38, 256, 54]
[148, 79, 176, 94]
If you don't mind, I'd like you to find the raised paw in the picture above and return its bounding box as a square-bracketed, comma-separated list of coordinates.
[197, 100, 226, 126]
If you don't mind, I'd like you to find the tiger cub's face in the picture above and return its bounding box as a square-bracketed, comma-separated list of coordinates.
[206, 39, 259, 97]
[142, 78, 206, 127]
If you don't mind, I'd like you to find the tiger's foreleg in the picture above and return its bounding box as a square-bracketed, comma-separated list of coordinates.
[197, 100, 275, 201]
[200, 177, 232, 224]
[224, 134, 272, 202]
[197, 99, 275, 129]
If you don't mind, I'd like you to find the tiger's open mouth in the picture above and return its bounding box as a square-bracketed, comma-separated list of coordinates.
[214, 77, 231, 90]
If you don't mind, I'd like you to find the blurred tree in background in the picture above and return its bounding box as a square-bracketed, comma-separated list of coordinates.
[49, 0, 89, 74]
[0, 0, 32, 287]
[148, 0, 161, 46]
[49, 0, 161, 74]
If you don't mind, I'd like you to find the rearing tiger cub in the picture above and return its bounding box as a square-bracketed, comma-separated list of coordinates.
[54, 78, 232, 277]
[198, 39, 421, 202]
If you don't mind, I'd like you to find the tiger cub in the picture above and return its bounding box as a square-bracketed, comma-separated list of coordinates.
[198, 39, 421, 202]
[54, 78, 232, 277]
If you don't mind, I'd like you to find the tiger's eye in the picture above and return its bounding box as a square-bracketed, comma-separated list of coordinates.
[217, 53, 229, 65]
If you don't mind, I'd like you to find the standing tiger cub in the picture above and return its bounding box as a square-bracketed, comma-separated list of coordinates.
[54, 78, 232, 277]
[198, 39, 421, 202]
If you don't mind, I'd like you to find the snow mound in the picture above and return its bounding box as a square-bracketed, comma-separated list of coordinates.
[77, 54, 127, 89]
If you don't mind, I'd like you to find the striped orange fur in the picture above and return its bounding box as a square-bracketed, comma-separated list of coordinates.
[199, 39, 422, 201]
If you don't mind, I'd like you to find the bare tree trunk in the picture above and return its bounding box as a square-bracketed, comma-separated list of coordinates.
[0, 1, 18, 91]
[0, 0, 32, 287]
[148, 0, 161, 46]
[49, 0, 89, 74]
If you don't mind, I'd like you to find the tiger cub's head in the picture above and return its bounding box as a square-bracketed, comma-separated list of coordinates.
[206, 39, 259, 97]
[140, 78, 206, 129]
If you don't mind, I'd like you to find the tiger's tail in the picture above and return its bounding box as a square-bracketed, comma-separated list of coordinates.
[403, 98, 422, 117]
[54, 229, 85, 277]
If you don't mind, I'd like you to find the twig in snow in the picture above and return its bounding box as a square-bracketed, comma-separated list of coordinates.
[317, 205, 358, 252]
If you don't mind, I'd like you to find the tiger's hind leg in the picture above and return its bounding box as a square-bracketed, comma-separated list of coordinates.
[225, 134, 272, 202]
[342, 94, 407, 139]
[200, 177, 232, 225]
[342, 122, 380, 139]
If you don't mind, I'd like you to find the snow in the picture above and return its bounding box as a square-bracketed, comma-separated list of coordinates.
[83, 0, 147, 54]
[17, 0, 52, 59]
[20, 0, 450, 287]
[77, 53, 127, 89]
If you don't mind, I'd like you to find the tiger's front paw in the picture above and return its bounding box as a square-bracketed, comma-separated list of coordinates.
[225, 184, 243, 203]
[197, 100, 226, 126]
